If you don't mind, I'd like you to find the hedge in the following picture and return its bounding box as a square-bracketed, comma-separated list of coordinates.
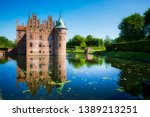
[107, 40, 150, 52]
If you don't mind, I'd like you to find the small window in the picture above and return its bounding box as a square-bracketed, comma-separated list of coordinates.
[30, 51, 33, 53]
[39, 50, 41, 53]
[39, 71, 42, 76]
[39, 43, 42, 47]
[30, 43, 33, 47]
[59, 43, 61, 47]
[49, 51, 51, 53]
[39, 64, 42, 69]
[30, 64, 33, 68]
[49, 45, 51, 47]
[39, 35, 42, 40]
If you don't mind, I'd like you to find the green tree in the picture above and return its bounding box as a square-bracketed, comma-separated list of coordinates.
[144, 8, 150, 39]
[0, 36, 16, 48]
[67, 35, 86, 48]
[118, 13, 144, 42]
[104, 35, 112, 47]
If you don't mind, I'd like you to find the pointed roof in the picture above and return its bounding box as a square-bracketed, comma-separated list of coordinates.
[55, 14, 67, 29]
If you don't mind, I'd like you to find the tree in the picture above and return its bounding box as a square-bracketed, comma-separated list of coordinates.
[0, 36, 16, 48]
[66, 35, 86, 48]
[118, 13, 144, 42]
[144, 8, 150, 39]
[104, 35, 112, 47]
[85, 35, 103, 47]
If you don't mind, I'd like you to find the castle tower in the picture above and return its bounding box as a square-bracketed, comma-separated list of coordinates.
[53, 15, 67, 56]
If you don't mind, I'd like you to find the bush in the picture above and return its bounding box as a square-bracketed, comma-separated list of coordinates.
[107, 40, 150, 52]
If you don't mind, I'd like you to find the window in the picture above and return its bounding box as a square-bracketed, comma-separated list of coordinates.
[39, 71, 42, 76]
[39, 43, 42, 47]
[30, 51, 33, 53]
[49, 45, 51, 47]
[30, 43, 33, 47]
[39, 35, 42, 40]
[49, 51, 51, 53]
[59, 43, 61, 47]
[39, 50, 41, 53]
[30, 64, 33, 68]
[39, 64, 42, 69]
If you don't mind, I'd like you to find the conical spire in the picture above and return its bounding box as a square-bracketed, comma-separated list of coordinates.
[55, 14, 67, 29]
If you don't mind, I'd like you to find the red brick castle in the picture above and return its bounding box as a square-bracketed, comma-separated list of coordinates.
[16, 14, 67, 55]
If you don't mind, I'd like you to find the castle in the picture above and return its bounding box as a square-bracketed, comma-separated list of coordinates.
[16, 14, 67, 56]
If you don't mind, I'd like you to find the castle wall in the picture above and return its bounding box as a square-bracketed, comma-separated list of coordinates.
[26, 30, 50, 55]
[53, 29, 67, 56]
[16, 29, 26, 55]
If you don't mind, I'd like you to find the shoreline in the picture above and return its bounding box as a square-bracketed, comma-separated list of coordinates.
[67, 50, 150, 63]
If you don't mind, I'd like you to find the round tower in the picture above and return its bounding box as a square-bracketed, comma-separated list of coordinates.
[53, 15, 67, 56]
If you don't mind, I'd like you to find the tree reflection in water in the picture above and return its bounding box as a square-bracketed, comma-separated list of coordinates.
[106, 58, 150, 99]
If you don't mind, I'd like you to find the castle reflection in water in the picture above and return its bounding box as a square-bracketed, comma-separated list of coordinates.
[16, 55, 67, 95]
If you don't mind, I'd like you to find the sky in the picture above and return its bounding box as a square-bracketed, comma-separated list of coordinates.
[0, 0, 150, 41]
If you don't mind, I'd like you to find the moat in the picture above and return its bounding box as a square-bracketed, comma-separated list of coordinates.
[0, 54, 150, 100]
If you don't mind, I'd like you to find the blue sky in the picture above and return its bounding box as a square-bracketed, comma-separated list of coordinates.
[0, 0, 150, 41]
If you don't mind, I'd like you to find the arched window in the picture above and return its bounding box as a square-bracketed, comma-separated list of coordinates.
[30, 43, 33, 47]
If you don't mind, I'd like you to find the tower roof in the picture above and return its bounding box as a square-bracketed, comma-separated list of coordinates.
[55, 15, 67, 29]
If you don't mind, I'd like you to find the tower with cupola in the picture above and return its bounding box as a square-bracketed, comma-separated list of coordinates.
[53, 15, 67, 56]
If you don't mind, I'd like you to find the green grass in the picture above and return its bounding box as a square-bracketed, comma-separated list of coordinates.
[67, 46, 106, 54]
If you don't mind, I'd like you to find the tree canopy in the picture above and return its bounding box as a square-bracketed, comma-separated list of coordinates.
[67, 35, 104, 48]
[118, 13, 144, 42]
[144, 8, 150, 39]
[0, 36, 16, 48]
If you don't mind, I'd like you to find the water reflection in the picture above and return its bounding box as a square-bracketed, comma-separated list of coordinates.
[0, 54, 150, 99]
[67, 54, 104, 68]
[106, 58, 150, 99]
[16, 55, 68, 96]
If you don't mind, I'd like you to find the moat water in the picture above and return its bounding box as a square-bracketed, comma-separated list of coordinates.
[0, 54, 150, 100]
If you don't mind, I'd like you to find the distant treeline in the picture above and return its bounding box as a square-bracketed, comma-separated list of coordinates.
[67, 35, 111, 48]
[0, 36, 16, 49]
[67, 8, 150, 51]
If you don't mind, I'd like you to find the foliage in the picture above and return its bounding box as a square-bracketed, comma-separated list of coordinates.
[67, 35, 86, 48]
[0, 36, 16, 48]
[144, 8, 150, 39]
[85, 35, 103, 47]
[93, 51, 150, 62]
[106, 40, 150, 53]
[67, 35, 104, 48]
[104, 35, 112, 47]
[118, 13, 145, 42]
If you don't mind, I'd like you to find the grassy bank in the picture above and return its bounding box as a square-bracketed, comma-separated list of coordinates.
[93, 51, 150, 62]
[67, 46, 106, 54]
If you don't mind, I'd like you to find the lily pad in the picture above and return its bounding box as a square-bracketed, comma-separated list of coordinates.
[22, 90, 30, 94]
